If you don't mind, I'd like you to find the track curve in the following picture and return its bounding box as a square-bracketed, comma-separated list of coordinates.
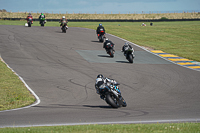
[0, 25, 200, 127]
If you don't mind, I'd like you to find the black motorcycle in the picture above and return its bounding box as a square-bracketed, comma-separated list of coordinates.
[61, 23, 68, 33]
[124, 47, 135, 63]
[100, 82, 127, 108]
[105, 42, 115, 57]
[27, 18, 32, 27]
[98, 31, 105, 42]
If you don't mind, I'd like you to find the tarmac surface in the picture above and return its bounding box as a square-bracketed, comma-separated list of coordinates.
[0, 25, 200, 127]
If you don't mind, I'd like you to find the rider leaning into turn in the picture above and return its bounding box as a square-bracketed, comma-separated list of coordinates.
[121, 42, 133, 56]
[95, 74, 117, 100]
[26, 13, 33, 24]
[96, 23, 105, 35]
[59, 16, 68, 28]
[103, 38, 115, 49]
[39, 13, 45, 24]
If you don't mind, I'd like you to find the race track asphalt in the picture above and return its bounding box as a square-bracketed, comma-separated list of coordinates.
[0, 25, 200, 127]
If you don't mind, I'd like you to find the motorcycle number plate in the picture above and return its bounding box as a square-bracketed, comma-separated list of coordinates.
[125, 47, 129, 51]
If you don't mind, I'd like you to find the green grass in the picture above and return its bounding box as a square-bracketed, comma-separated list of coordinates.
[0, 20, 200, 131]
[0, 58, 35, 111]
[0, 123, 200, 133]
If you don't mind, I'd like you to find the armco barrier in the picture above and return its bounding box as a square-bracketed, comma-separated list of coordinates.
[0, 18, 200, 22]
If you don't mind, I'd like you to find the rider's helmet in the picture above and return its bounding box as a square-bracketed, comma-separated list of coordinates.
[125, 42, 129, 46]
[97, 74, 103, 78]
[105, 38, 109, 41]
[62, 16, 65, 19]
[29, 13, 31, 15]
[99, 23, 102, 26]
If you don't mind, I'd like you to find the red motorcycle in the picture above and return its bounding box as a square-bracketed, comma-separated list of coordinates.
[98, 30, 105, 42]
[27, 17, 33, 27]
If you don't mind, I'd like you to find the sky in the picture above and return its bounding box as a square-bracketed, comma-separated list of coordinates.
[0, 0, 200, 14]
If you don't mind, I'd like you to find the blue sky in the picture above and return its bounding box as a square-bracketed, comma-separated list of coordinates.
[0, 0, 199, 14]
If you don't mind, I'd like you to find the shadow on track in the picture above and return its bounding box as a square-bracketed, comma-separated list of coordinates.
[83, 105, 112, 109]
[116, 61, 130, 64]
[91, 40, 102, 43]
[98, 55, 112, 58]
[33, 104, 112, 109]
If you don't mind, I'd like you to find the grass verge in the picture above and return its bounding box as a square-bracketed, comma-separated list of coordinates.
[0, 123, 200, 132]
[0, 58, 35, 111]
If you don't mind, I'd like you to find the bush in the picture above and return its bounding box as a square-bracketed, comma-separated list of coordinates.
[160, 17, 168, 20]
[0, 9, 7, 12]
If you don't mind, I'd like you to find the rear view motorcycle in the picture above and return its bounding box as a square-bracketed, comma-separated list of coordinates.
[40, 18, 46, 27]
[96, 24, 105, 42]
[122, 42, 135, 63]
[100, 81, 127, 108]
[27, 17, 32, 27]
[98, 30, 105, 42]
[104, 39, 115, 57]
[125, 48, 135, 63]
[61, 22, 68, 33]
[39, 13, 46, 27]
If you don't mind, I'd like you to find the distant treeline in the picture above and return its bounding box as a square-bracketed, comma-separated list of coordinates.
[1, 10, 200, 20]
[0, 9, 7, 12]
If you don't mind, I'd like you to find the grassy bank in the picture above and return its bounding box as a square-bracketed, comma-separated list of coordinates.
[0, 58, 35, 111]
[0, 123, 200, 132]
[1, 12, 200, 20]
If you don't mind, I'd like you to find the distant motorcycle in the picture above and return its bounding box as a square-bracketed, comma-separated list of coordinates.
[98, 30, 105, 42]
[40, 18, 46, 27]
[100, 81, 127, 108]
[27, 17, 32, 27]
[123, 47, 135, 63]
[104, 41, 115, 57]
[61, 22, 68, 33]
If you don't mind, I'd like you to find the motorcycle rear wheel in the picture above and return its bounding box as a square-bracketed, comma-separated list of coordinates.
[128, 54, 133, 63]
[109, 49, 114, 57]
[99, 36, 104, 42]
[105, 93, 118, 108]
[28, 22, 31, 27]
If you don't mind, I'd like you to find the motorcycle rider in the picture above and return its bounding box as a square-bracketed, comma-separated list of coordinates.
[59, 16, 68, 29]
[95, 74, 118, 100]
[39, 13, 46, 24]
[26, 13, 33, 24]
[96, 23, 105, 37]
[121, 42, 134, 56]
[103, 38, 115, 49]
